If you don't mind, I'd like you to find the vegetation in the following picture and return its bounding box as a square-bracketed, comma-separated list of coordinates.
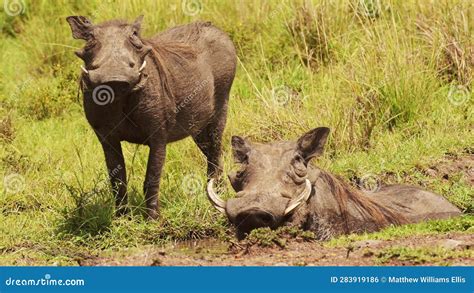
[0, 0, 472, 265]
[374, 246, 473, 265]
[240, 227, 316, 248]
[327, 214, 474, 247]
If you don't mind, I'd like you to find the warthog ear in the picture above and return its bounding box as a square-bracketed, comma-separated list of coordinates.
[231, 136, 251, 163]
[66, 16, 93, 40]
[133, 15, 144, 33]
[297, 127, 330, 162]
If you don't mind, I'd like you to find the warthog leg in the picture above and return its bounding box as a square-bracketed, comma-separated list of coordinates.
[100, 140, 128, 216]
[192, 91, 229, 181]
[143, 140, 167, 219]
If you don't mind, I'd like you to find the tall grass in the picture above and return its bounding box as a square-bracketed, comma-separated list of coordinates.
[0, 0, 472, 264]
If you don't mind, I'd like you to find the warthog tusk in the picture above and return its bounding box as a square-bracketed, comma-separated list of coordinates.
[80, 65, 89, 74]
[284, 179, 312, 215]
[206, 179, 226, 213]
[138, 60, 147, 72]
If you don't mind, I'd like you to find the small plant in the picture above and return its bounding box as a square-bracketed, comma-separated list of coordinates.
[57, 177, 114, 237]
[246, 228, 284, 248]
[243, 226, 316, 249]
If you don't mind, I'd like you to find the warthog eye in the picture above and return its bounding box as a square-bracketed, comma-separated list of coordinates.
[84, 39, 97, 51]
[291, 153, 307, 177]
[130, 32, 143, 49]
[236, 170, 245, 178]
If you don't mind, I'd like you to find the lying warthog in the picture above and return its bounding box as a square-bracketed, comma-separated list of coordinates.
[66, 16, 236, 218]
[207, 127, 461, 239]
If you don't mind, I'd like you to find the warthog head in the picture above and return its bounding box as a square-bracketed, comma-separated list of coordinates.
[207, 127, 330, 239]
[66, 15, 152, 90]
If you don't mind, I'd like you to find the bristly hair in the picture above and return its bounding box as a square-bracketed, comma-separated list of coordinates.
[144, 39, 197, 101]
[143, 21, 210, 101]
[318, 170, 407, 233]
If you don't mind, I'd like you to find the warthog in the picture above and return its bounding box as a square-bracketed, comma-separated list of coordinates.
[66, 16, 236, 219]
[207, 127, 461, 239]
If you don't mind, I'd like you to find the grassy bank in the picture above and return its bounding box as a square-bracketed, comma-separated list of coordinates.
[0, 0, 472, 265]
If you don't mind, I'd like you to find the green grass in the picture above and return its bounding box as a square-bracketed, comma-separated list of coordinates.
[327, 215, 474, 247]
[375, 246, 474, 265]
[0, 0, 473, 265]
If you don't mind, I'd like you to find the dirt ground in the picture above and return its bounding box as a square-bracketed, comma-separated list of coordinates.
[421, 153, 474, 186]
[79, 233, 473, 266]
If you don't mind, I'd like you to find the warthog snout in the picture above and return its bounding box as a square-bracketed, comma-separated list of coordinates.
[207, 178, 313, 238]
[86, 55, 149, 87]
[88, 66, 137, 87]
[234, 208, 277, 239]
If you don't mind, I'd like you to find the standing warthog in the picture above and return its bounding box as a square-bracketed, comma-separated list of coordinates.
[207, 127, 461, 239]
[66, 16, 236, 219]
